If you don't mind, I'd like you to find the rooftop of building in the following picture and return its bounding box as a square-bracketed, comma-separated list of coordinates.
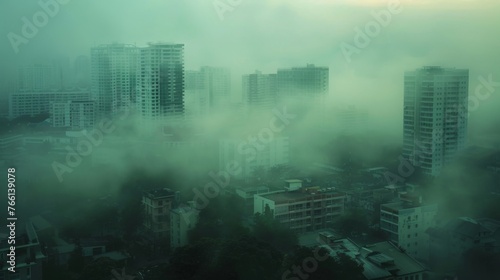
[236, 185, 270, 192]
[258, 188, 343, 204]
[143, 188, 177, 199]
[171, 205, 197, 214]
[277, 64, 328, 71]
[427, 217, 500, 239]
[364, 241, 426, 277]
[381, 193, 437, 212]
[320, 237, 426, 279]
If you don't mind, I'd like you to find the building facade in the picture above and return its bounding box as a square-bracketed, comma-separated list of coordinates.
[184, 66, 231, 120]
[380, 194, 438, 261]
[426, 217, 500, 272]
[50, 100, 96, 129]
[91, 43, 138, 118]
[403, 66, 469, 176]
[8, 90, 91, 119]
[254, 180, 345, 233]
[142, 188, 179, 239]
[136, 43, 185, 124]
[242, 71, 277, 111]
[276, 64, 329, 102]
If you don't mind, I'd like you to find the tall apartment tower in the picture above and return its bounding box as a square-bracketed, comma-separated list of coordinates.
[198, 66, 231, 111]
[18, 63, 61, 92]
[137, 43, 185, 123]
[242, 71, 277, 111]
[184, 66, 231, 119]
[403, 66, 469, 176]
[276, 64, 329, 102]
[90, 43, 138, 118]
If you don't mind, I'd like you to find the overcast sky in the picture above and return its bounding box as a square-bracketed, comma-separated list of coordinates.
[1, 0, 499, 135]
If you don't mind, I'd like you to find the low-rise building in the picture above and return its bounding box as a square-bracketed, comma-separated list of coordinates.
[143, 188, 179, 239]
[426, 217, 500, 271]
[234, 186, 270, 215]
[318, 235, 427, 280]
[380, 194, 438, 262]
[254, 180, 345, 233]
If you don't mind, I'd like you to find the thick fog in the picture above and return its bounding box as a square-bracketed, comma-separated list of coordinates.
[0, 1, 500, 279]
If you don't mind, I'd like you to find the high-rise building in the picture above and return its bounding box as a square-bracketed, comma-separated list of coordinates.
[18, 63, 61, 92]
[74, 55, 91, 89]
[137, 43, 185, 123]
[184, 66, 231, 119]
[331, 105, 369, 135]
[242, 71, 277, 111]
[403, 66, 469, 176]
[276, 64, 329, 102]
[91, 43, 138, 118]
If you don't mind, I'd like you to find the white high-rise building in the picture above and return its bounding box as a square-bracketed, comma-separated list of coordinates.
[184, 66, 231, 120]
[18, 63, 61, 92]
[276, 64, 329, 102]
[137, 43, 184, 124]
[74, 55, 91, 89]
[403, 66, 469, 176]
[242, 71, 277, 111]
[91, 43, 138, 118]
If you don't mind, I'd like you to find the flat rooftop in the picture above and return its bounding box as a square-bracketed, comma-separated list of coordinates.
[367, 241, 426, 276]
[144, 188, 176, 199]
[259, 190, 344, 204]
[323, 238, 426, 279]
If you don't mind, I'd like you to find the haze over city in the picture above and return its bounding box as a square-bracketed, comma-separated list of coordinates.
[0, 0, 499, 280]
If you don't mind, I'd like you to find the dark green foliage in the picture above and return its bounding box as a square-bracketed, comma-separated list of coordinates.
[170, 236, 283, 280]
[456, 248, 500, 280]
[335, 208, 370, 236]
[188, 195, 249, 242]
[80, 257, 119, 280]
[282, 246, 364, 280]
[68, 243, 85, 273]
[253, 206, 298, 253]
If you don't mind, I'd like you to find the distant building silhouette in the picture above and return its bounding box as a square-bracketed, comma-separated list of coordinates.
[136, 43, 185, 125]
[403, 66, 469, 176]
[91, 43, 138, 118]
[242, 71, 277, 111]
